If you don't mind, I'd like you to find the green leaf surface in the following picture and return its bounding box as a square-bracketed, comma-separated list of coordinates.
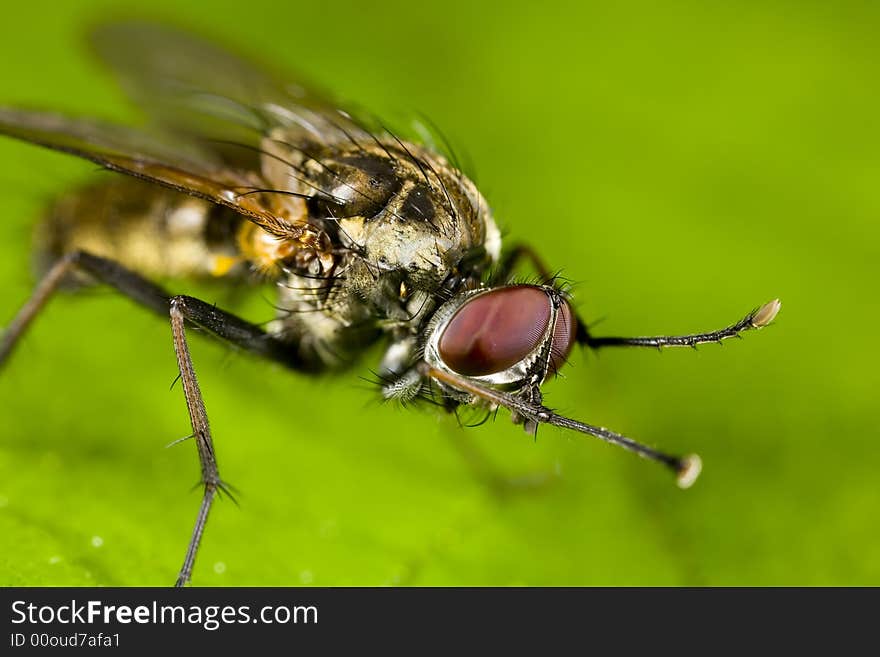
[1, 0, 878, 586]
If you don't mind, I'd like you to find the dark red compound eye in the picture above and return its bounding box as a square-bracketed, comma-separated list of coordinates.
[438, 285, 551, 376]
[548, 300, 578, 375]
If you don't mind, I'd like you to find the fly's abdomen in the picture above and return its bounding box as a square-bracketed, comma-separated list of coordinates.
[36, 177, 245, 282]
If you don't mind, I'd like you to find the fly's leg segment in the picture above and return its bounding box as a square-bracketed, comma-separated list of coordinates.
[419, 362, 702, 488]
[1, 250, 303, 586]
[167, 296, 241, 588]
[1, 250, 306, 369]
[492, 243, 556, 285]
[0, 251, 173, 364]
[581, 299, 781, 350]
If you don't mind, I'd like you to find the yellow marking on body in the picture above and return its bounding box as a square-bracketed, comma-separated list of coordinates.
[211, 255, 241, 277]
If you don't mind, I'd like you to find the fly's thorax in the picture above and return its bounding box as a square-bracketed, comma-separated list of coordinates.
[260, 130, 500, 290]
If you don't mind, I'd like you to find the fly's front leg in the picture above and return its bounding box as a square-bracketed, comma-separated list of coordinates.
[418, 362, 702, 488]
[582, 299, 781, 350]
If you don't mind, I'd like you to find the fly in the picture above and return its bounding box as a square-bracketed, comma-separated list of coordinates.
[0, 22, 780, 586]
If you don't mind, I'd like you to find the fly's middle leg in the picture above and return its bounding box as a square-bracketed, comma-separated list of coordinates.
[0, 250, 306, 586]
[168, 295, 228, 588]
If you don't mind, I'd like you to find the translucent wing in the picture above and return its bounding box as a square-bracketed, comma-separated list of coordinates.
[0, 107, 310, 240]
[89, 21, 376, 155]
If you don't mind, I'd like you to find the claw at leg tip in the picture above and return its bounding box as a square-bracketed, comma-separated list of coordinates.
[752, 299, 781, 328]
[676, 454, 702, 489]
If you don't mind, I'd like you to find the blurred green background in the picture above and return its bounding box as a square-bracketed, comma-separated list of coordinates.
[0, 0, 878, 586]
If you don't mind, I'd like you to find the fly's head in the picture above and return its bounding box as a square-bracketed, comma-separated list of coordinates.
[425, 284, 577, 386]
[386, 283, 579, 430]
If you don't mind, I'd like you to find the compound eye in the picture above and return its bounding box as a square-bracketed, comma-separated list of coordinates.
[548, 301, 578, 375]
[438, 285, 551, 376]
